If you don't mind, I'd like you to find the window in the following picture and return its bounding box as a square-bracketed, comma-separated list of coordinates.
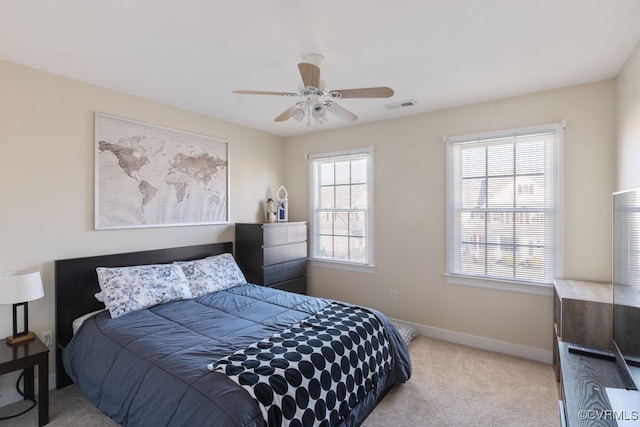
[309, 148, 373, 267]
[446, 122, 564, 288]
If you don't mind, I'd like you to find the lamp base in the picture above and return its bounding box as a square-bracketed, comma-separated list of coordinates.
[6, 331, 36, 346]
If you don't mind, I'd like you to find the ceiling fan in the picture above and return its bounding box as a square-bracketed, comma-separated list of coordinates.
[233, 54, 394, 127]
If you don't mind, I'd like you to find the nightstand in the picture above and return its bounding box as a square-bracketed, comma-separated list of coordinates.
[0, 336, 49, 426]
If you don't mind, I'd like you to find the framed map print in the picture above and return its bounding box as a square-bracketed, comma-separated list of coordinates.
[95, 113, 229, 229]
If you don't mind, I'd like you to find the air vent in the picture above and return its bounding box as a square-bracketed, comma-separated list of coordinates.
[385, 99, 417, 109]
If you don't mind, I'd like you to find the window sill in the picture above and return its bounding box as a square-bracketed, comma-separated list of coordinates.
[444, 273, 553, 296]
[309, 258, 376, 274]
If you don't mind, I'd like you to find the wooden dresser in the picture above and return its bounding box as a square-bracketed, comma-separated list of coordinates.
[235, 222, 307, 294]
[553, 279, 627, 426]
[553, 279, 613, 372]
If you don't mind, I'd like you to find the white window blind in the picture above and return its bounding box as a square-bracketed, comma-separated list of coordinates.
[446, 123, 563, 285]
[309, 148, 373, 266]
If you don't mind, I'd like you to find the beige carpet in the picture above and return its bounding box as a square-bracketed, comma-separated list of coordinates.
[0, 336, 559, 426]
[363, 337, 559, 427]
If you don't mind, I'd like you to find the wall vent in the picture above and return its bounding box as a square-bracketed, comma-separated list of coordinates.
[385, 99, 417, 109]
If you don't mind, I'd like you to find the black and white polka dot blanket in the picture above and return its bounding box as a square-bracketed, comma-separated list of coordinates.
[208, 302, 392, 427]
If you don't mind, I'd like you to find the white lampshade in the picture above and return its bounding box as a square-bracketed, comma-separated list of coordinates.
[0, 270, 45, 304]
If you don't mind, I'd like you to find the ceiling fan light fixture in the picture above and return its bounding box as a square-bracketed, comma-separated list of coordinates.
[291, 107, 305, 122]
[312, 104, 328, 124]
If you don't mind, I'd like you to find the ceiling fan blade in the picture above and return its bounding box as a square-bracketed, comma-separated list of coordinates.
[298, 63, 321, 89]
[274, 104, 299, 122]
[233, 90, 298, 96]
[323, 101, 358, 121]
[329, 87, 394, 99]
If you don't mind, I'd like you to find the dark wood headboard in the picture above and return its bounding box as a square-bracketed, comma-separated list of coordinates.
[54, 242, 233, 388]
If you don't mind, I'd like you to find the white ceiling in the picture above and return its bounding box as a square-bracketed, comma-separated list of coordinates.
[2, 1, 640, 137]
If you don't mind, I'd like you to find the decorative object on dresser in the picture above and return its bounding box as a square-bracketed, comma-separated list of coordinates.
[0, 270, 44, 345]
[276, 185, 288, 222]
[265, 197, 276, 223]
[235, 221, 307, 294]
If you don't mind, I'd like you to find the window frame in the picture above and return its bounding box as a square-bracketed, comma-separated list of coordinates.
[445, 122, 565, 295]
[308, 147, 375, 272]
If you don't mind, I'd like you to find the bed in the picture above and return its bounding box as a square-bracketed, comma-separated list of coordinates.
[55, 242, 411, 426]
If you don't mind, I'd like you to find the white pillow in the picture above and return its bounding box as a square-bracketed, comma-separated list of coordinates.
[96, 263, 192, 318]
[174, 253, 247, 298]
[72, 309, 107, 334]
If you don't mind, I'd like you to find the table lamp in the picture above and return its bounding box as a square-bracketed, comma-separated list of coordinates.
[0, 270, 44, 345]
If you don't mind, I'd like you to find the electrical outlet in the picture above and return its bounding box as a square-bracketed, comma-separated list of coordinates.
[389, 289, 397, 301]
[41, 330, 52, 348]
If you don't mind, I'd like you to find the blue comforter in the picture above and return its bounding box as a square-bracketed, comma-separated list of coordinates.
[63, 284, 411, 426]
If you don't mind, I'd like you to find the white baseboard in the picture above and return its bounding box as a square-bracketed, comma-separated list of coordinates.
[389, 317, 553, 364]
[0, 373, 56, 409]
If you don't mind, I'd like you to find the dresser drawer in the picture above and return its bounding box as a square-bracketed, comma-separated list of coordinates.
[263, 226, 288, 246]
[270, 277, 307, 295]
[263, 223, 307, 247]
[263, 258, 307, 285]
[263, 242, 307, 266]
[285, 223, 307, 244]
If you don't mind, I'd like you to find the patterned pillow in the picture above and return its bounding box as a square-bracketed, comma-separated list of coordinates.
[96, 263, 192, 318]
[174, 253, 247, 297]
[391, 320, 419, 346]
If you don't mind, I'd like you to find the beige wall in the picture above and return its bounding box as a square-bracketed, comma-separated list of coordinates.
[284, 80, 616, 355]
[0, 60, 284, 395]
[617, 43, 640, 190]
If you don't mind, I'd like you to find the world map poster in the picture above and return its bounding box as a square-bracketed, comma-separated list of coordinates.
[95, 113, 229, 229]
